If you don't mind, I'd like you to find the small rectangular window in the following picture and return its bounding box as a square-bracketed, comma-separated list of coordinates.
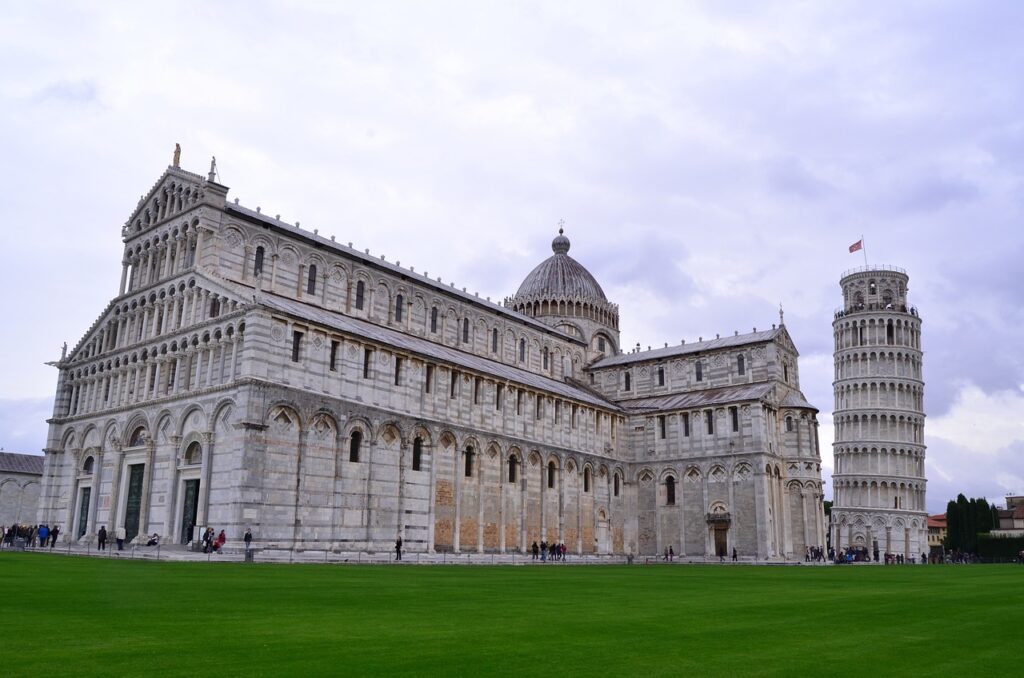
[731, 406, 739, 432]
[363, 348, 373, 379]
[571, 404, 578, 429]
[474, 377, 482, 404]
[496, 384, 504, 411]
[682, 413, 690, 437]
[737, 355, 745, 376]
[465, 448, 474, 478]
[658, 366, 665, 386]
[450, 370, 459, 399]
[425, 364, 435, 394]
[706, 410, 714, 435]
[329, 340, 339, 371]
[291, 331, 303, 363]
[516, 390, 523, 416]
[394, 357, 402, 386]
[535, 396, 543, 420]
[696, 361, 703, 382]
[555, 401, 561, 424]
[658, 415, 666, 439]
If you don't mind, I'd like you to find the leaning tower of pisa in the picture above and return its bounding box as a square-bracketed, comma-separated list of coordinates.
[831, 265, 927, 560]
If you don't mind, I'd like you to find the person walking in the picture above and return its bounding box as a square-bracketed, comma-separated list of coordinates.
[115, 526, 126, 551]
[395, 536, 403, 561]
[50, 525, 60, 548]
[531, 541, 538, 560]
[98, 526, 107, 550]
[732, 547, 738, 562]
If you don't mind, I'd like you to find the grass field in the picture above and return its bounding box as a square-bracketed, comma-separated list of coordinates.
[1, 553, 1020, 677]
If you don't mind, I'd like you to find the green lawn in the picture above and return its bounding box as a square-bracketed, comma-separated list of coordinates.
[1, 553, 1020, 676]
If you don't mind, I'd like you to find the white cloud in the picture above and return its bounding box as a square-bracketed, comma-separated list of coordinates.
[927, 383, 1024, 455]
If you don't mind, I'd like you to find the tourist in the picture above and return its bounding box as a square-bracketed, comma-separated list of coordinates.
[49, 525, 60, 548]
[669, 546, 674, 562]
[98, 525, 107, 550]
[395, 535, 403, 561]
[531, 541, 538, 560]
[540, 540, 547, 562]
[732, 547, 737, 562]
[216, 529, 227, 552]
[115, 526, 126, 551]
[146, 533, 160, 547]
[244, 528, 253, 552]
[38, 524, 49, 548]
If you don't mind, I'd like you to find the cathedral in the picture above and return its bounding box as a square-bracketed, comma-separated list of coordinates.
[39, 155, 826, 559]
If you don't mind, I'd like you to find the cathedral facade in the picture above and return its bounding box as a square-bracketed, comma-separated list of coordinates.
[39, 158, 825, 559]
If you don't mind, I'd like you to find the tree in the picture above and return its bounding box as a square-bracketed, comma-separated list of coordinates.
[944, 494, 994, 552]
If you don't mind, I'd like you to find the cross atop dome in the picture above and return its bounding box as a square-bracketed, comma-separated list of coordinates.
[552, 221, 571, 255]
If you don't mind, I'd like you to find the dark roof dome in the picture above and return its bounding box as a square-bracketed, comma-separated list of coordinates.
[514, 229, 607, 302]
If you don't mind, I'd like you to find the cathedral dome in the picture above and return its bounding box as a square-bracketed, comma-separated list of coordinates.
[515, 230, 608, 303]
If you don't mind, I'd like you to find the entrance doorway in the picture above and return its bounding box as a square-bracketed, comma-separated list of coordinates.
[180, 479, 200, 544]
[714, 525, 728, 558]
[77, 487, 91, 538]
[124, 464, 144, 543]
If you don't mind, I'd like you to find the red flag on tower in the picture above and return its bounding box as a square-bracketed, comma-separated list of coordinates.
[849, 239, 863, 253]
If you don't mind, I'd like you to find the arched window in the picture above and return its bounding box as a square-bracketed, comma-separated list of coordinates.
[307, 264, 317, 295]
[128, 426, 147, 447]
[209, 297, 220, 319]
[786, 416, 794, 432]
[462, 318, 470, 343]
[184, 441, 202, 465]
[464, 446, 474, 478]
[83, 456, 95, 475]
[737, 355, 745, 375]
[519, 338, 526, 363]
[887, 319, 894, 344]
[869, 281, 877, 295]
[355, 281, 365, 310]
[542, 347, 549, 370]
[349, 430, 362, 462]
[249, 244, 261, 274]
[624, 372, 631, 391]
[584, 468, 591, 492]
[695, 360, 703, 382]
[548, 461, 556, 489]
[395, 294, 404, 322]
[430, 307, 438, 333]
[491, 328, 498, 353]
[598, 336, 606, 352]
[614, 473, 620, 497]
[412, 437, 423, 471]
[508, 456, 517, 483]
[666, 476, 676, 505]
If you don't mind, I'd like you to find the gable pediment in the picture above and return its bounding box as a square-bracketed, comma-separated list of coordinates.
[122, 165, 223, 239]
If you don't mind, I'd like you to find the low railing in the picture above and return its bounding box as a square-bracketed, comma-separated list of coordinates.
[841, 264, 907, 278]
[834, 304, 918, 319]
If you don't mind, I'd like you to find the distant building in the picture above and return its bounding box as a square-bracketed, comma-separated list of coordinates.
[0, 452, 44, 525]
[927, 513, 946, 551]
[992, 496, 1024, 537]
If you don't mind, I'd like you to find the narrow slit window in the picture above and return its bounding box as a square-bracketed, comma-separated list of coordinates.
[395, 294, 404, 323]
[355, 281, 365, 310]
[496, 384, 504, 410]
[465, 447, 474, 478]
[329, 340, 339, 371]
[462, 318, 469, 343]
[624, 372, 631, 391]
[682, 412, 690, 437]
[547, 461, 556, 489]
[450, 370, 459, 399]
[738, 355, 745, 376]
[349, 430, 362, 462]
[307, 264, 317, 295]
[253, 246, 265, 276]
[363, 348, 373, 379]
[291, 330, 303, 362]
[508, 456, 517, 483]
[394, 357, 402, 385]
[730, 406, 739, 432]
[706, 410, 714, 435]
[666, 477, 676, 505]
[657, 366, 665, 386]
[696, 360, 703, 382]
[473, 377, 482, 404]
[425, 364, 434, 393]
[658, 415, 666, 439]
[412, 437, 423, 471]
[491, 328, 498, 353]
[519, 338, 526, 362]
[430, 307, 438, 333]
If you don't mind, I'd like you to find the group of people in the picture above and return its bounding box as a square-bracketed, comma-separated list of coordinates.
[804, 546, 827, 562]
[200, 528, 227, 553]
[531, 540, 569, 562]
[0, 523, 60, 548]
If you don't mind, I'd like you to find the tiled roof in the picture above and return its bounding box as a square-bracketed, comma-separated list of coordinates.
[927, 514, 947, 528]
[591, 329, 782, 368]
[257, 292, 621, 411]
[0, 452, 44, 475]
[615, 383, 772, 413]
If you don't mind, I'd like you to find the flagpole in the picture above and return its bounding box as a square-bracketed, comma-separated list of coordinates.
[862, 234, 868, 266]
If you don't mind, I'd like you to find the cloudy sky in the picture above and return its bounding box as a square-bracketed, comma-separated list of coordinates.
[1, 1, 1022, 512]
